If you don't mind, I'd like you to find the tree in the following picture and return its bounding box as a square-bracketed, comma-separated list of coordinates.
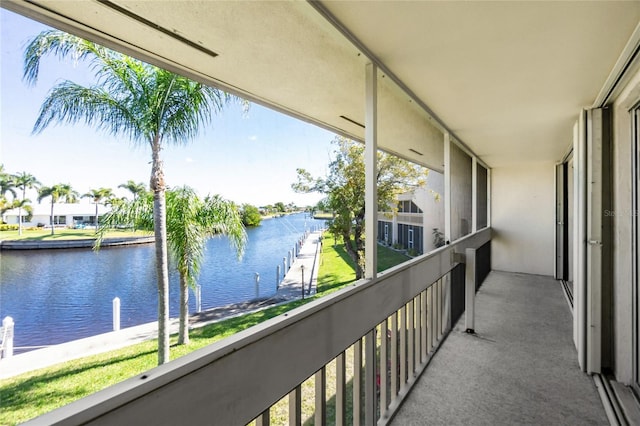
[293, 136, 427, 279]
[37, 184, 79, 235]
[0, 166, 16, 223]
[118, 180, 147, 201]
[97, 186, 246, 344]
[274, 202, 286, 213]
[24, 30, 239, 365]
[13, 172, 41, 235]
[241, 204, 262, 227]
[82, 187, 114, 230]
[0, 167, 16, 201]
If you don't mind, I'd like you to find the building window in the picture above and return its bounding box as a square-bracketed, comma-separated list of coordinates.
[51, 215, 66, 225]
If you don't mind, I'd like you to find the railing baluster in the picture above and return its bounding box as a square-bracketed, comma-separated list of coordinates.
[336, 351, 346, 426]
[255, 409, 270, 426]
[421, 289, 427, 362]
[436, 278, 442, 340]
[399, 305, 407, 392]
[365, 329, 377, 425]
[380, 319, 388, 419]
[315, 367, 326, 425]
[354, 338, 362, 425]
[427, 286, 433, 353]
[440, 278, 445, 336]
[443, 273, 451, 332]
[408, 298, 415, 377]
[390, 311, 398, 403]
[414, 295, 421, 368]
[288, 385, 301, 426]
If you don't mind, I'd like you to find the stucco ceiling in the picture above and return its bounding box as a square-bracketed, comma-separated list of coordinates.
[3, 1, 640, 169]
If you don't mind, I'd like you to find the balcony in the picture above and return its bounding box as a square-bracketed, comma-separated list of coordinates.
[393, 271, 607, 425]
[3, 1, 639, 425]
[22, 227, 608, 425]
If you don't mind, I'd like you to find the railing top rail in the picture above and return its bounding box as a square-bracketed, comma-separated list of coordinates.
[26, 227, 491, 426]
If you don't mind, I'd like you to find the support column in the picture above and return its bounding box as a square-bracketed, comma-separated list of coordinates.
[365, 62, 378, 280]
[472, 157, 478, 233]
[444, 133, 452, 244]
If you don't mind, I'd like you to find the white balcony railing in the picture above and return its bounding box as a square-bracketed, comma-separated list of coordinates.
[27, 228, 491, 426]
[396, 212, 424, 225]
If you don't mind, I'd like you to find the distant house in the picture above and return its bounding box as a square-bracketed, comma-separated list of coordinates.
[3, 203, 111, 228]
[378, 171, 444, 255]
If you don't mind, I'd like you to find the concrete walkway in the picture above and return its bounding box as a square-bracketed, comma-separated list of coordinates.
[0, 231, 323, 380]
[392, 271, 609, 425]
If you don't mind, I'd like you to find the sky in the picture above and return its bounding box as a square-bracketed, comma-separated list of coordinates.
[0, 9, 336, 207]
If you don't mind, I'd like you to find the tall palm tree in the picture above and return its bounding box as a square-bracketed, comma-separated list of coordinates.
[0, 169, 16, 201]
[82, 187, 114, 231]
[97, 186, 246, 344]
[0, 166, 16, 224]
[118, 180, 147, 201]
[38, 184, 79, 235]
[13, 172, 41, 235]
[24, 30, 235, 365]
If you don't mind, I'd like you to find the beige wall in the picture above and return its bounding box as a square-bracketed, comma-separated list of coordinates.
[491, 163, 555, 275]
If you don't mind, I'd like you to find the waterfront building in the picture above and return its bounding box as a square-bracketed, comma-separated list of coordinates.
[378, 171, 445, 255]
[3, 203, 111, 229]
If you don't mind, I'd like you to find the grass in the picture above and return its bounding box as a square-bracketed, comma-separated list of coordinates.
[0, 232, 412, 425]
[0, 228, 148, 241]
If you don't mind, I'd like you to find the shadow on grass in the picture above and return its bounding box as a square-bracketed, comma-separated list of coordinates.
[0, 346, 157, 410]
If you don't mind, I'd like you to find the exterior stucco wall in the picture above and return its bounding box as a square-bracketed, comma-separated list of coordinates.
[491, 163, 555, 275]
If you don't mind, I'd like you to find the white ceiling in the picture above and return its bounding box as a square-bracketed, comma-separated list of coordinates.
[4, 1, 640, 169]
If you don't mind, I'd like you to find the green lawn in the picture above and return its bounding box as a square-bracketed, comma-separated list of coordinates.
[0, 232, 411, 425]
[0, 228, 148, 241]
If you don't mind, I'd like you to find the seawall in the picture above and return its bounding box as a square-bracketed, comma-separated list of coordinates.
[0, 236, 155, 250]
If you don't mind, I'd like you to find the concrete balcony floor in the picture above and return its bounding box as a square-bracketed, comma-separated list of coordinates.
[392, 271, 608, 425]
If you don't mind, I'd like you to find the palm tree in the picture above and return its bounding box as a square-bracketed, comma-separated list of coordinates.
[38, 184, 79, 235]
[118, 180, 147, 201]
[13, 172, 41, 235]
[0, 169, 16, 201]
[0, 166, 16, 224]
[82, 187, 114, 231]
[24, 30, 236, 365]
[97, 186, 246, 344]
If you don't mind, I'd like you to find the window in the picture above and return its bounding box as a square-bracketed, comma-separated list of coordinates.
[51, 215, 66, 225]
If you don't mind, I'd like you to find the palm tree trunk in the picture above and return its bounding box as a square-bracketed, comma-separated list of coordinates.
[178, 272, 189, 345]
[151, 138, 170, 365]
[95, 202, 99, 233]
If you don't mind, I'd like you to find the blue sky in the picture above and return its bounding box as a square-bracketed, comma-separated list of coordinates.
[0, 9, 335, 207]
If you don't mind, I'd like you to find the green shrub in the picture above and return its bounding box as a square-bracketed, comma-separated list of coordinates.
[0, 224, 18, 231]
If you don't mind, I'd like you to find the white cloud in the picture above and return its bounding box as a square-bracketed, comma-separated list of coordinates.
[185, 157, 194, 163]
[248, 135, 258, 141]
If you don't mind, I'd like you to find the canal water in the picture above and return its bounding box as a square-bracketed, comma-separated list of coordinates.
[0, 213, 323, 352]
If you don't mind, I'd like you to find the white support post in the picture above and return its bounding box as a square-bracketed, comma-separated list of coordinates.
[472, 157, 478, 233]
[487, 168, 492, 228]
[364, 329, 377, 426]
[365, 62, 378, 280]
[465, 248, 476, 334]
[112, 297, 120, 331]
[2, 316, 14, 358]
[195, 285, 202, 313]
[254, 273, 260, 299]
[444, 133, 452, 244]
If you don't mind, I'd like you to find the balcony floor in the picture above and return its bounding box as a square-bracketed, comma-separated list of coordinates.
[392, 271, 608, 425]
